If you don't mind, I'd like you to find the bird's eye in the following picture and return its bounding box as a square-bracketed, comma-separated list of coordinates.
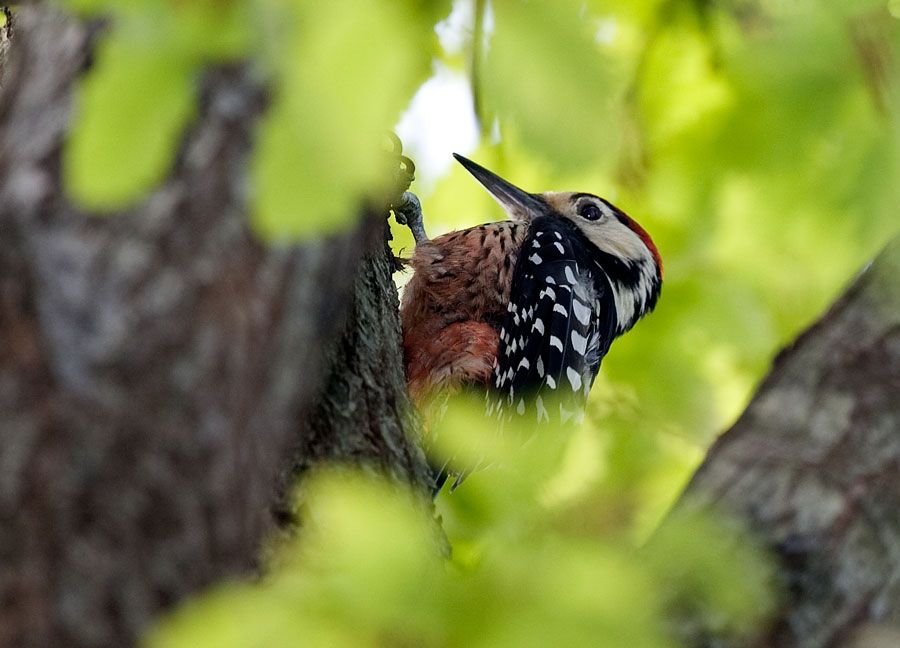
[578, 203, 602, 221]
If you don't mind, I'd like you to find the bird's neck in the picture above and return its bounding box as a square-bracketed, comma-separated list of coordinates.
[548, 217, 661, 335]
[594, 253, 660, 335]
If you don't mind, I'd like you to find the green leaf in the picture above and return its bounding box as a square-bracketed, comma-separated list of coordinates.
[60, 0, 158, 14]
[166, 1, 252, 62]
[59, 1, 251, 60]
[251, 0, 436, 240]
[61, 1, 251, 210]
[64, 28, 195, 210]
[481, 0, 622, 169]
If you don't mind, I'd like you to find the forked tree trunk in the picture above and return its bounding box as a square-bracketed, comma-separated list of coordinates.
[0, 6, 429, 647]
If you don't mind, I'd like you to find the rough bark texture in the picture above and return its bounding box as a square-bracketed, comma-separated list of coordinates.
[0, 8, 11, 83]
[273, 230, 432, 522]
[0, 6, 428, 648]
[676, 238, 900, 648]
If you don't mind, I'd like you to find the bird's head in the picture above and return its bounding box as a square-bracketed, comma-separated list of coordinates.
[454, 153, 663, 330]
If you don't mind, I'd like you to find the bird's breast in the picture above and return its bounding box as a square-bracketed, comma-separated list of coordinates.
[401, 220, 529, 334]
[400, 220, 530, 401]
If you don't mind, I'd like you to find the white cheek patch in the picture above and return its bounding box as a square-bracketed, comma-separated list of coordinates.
[587, 221, 647, 262]
[581, 220, 658, 333]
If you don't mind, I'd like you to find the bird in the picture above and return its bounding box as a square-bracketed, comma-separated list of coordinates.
[394, 154, 662, 484]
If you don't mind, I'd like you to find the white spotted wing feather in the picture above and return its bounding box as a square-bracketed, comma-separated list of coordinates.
[490, 220, 616, 425]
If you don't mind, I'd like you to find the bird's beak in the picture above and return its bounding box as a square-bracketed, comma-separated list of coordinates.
[453, 153, 548, 222]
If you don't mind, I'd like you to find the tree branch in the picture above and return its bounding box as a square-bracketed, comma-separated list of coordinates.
[674, 238, 900, 648]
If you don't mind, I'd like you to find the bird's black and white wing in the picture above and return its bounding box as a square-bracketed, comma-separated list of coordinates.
[488, 217, 617, 426]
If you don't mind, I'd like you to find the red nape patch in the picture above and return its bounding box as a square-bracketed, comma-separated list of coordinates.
[622, 214, 663, 279]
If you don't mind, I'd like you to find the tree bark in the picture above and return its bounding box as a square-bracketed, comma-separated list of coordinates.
[0, 6, 428, 647]
[674, 238, 900, 648]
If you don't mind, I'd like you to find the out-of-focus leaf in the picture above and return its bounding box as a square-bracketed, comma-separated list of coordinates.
[638, 22, 732, 152]
[481, 0, 623, 169]
[61, 0, 251, 210]
[252, 0, 437, 240]
[716, 10, 856, 174]
[645, 510, 776, 636]
[64, 29, 195, 209]
[60, 0, 252, 60]
[290, 470, 445, 635]
[442, 538, 676, 648]
[61, 0, 158, 13]
[149, 469, 447, 648]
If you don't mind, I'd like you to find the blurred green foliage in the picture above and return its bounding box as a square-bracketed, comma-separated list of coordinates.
[148, 403, 773, 648]
[62, 0, 252, 208]
[57, 0, 899, 645]
[60, 0, 448, 236]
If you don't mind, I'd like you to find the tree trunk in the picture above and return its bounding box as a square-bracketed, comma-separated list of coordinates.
[674, 238, 900, 648]
[0, 6, 428, 647]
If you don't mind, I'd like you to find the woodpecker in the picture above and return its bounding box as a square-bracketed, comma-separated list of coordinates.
[396, 154, 662, 459]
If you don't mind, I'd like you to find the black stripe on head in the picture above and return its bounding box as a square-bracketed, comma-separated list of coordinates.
[599, 198, 631, 227]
